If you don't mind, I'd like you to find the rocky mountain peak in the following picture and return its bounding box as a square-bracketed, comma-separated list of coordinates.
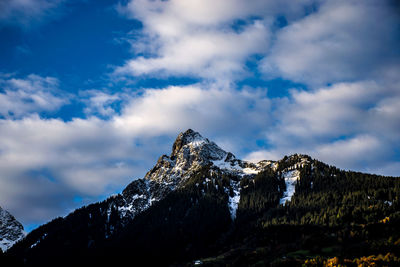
[0, 206, 25, 252]
[145, 130, 229, 184]
[118, 130, 267, 226]
[170, 129, 226, 160]
[171, 129, 203, 156]
[141, 130, 279, 188]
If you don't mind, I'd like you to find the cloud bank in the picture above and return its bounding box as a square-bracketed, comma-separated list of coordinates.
[261, 0, 400, 86]
[0, 74, 68, 118]
[114, 0, 319, 80]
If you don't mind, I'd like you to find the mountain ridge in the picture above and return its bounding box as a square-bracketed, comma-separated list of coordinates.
[3, 129, 400, 266]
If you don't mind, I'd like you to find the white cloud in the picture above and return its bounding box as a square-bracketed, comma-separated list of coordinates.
[0, 115, 161, 224]
[81, 90, 123, 118]
[315, 135, 387, 169]
[116, 22, 270, 79]
[369, 94, 400, 142]
[116, 0, 400, 84]
[261, 0, 400, 86]
[0, 0, 64, 27]
[120, 0, 302, 27]
[270, 81, 384, 140]
[118, 0, 314, 33]
[0, 74, 68, 118]
[244, 150, 283, 163]
[114, 84, 271, 137]
[115, 0, 318, 80]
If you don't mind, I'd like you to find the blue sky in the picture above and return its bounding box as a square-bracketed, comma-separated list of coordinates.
[0, 0, 399, 231]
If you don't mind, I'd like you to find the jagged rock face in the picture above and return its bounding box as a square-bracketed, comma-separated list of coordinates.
[144, 129, 228, 184]
[0, 207, 25, 251]
[116, 130, 230, 223]
[144, 129, 271, 185]
[171, 129, 227, 162]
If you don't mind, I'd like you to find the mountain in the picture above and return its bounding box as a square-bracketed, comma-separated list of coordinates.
[3, 129, 400, 266]
[0, 207, 25, 252]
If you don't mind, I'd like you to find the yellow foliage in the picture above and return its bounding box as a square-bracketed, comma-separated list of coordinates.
[379, 216, 390, 223]
[325, 257, 340, 266]
[303, 253, 400, 267]
[303, 258, 320, 266]
[354, 253, 399, 266]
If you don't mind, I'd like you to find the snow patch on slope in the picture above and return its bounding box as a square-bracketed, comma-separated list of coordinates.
[228, 180, 241, 220]
[242, 168, 259, 175]
[212, 158, 261, 177]
[189, 135, 207, 148]
[213, 158, 239, 171]
[30, 233, 48, 249]
[1, 237, 18, 251]
[280, 170, 300, 205]
[118, 194, 148, 217]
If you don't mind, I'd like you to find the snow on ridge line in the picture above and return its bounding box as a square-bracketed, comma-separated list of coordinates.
[212, 158, 261, 176]
[212, 158, 237, 170]
[189, 137, 207, 148]
[184, 131, 208, 148]
[242, 168, 259, 175]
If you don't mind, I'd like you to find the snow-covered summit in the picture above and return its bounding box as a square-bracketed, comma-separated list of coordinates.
[171, 129, 228, 162]
[140, 130, 272, 220]
[145, 129, 263, 184]
[0, 206, 25, 251]
[145, 130, 227, 183]
[171, 129, 210, 153]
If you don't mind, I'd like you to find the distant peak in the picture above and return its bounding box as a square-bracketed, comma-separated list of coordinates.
[0, 206, 25, 251]
[283, 154, 312, 163]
